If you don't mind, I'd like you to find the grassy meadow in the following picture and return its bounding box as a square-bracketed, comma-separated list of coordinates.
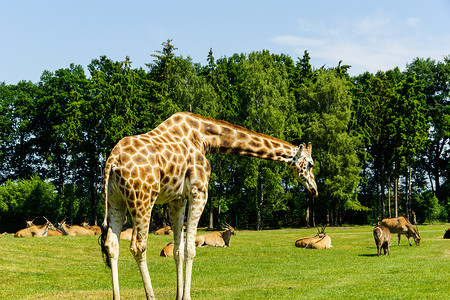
[0, 224, 449, 299]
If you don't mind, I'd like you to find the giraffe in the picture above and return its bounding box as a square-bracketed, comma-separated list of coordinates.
[100, 112, 318, 300]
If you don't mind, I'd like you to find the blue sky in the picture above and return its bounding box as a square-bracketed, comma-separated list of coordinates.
[1, 0, 449, 84]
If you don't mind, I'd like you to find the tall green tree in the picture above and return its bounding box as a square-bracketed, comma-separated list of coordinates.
[0, 81, 41, 182]
[299, 69, 362, 225]
[406, 57, 450, 209]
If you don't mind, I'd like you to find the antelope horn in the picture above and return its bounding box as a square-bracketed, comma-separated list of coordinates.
[43, 216, 50, 223]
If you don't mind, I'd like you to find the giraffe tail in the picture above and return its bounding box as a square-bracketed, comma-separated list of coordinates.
[99, 162, 115, 269]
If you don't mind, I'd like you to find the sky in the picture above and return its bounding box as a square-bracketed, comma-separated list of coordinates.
[1, 0, 450, 84]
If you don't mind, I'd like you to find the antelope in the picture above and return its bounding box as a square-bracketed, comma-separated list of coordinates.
[25, 219, 35, 228]
[295, 227, 325, 248]
[81, 222, 102, 235]
[58, 220, 95, 236]
[373, 225, 391, 257]
[120, 228, 133, 240]
[195, 224, 237, 247]
[154, 226, 173, 235]
[26, 219, 62, 236]
[14, 217, 57, 237]
[295, 226, 332, 249]
[160, 242, 174, 257]
[381, 216, 421, 246]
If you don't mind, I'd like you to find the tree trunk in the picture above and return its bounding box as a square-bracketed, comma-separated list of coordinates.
[394, 176, 398, 218]
[305, 196, 310, 228]
[208, 205, 214, 230]
[387, 177, 391, 218]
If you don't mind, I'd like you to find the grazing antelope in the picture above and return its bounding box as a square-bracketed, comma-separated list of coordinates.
[381, 216, 421, 246]
[14, 217, 57, 237]
[373, 225, 391, 257]
[81, 222, 102, 235]
[58, 220, 95, 236]
[120, 228, 133, 240]
[154, 226, 173, 235]
[160, 242, 174, 257]
[100, 112, 317, 300]
[195, 224, 236, 247]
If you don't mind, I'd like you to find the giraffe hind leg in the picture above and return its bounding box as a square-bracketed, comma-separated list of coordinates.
[101, 185, 127, 299]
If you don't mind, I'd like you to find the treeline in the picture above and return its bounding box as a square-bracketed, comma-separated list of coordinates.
[0, 40, 449, 232]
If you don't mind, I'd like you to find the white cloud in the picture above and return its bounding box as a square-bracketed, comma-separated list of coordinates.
[271, 11, 450, 75]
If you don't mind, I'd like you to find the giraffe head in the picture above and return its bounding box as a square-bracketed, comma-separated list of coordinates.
[289, 143, 318, 198]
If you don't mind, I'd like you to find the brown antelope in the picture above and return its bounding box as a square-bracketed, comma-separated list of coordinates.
[154, 226, 173, 235]
[58, 220, 95, 236]
[295, 226, 332, 249]
[160, 242, 174, 257]
[14, 217, 57, 237]
[381, 216, 421, 246]
[295, 227, 325, 248]
[26, 219, 62, 236]
[25, 219, 35, 228]
[81, 222, 102, 235]
[373, 225, 391, 257]
[195, 224, 237, 247]
[120, 228, 133, 240]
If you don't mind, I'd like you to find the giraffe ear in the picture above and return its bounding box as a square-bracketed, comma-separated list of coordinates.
[307, 143, 312, 155]
[295, 144, 306, 159]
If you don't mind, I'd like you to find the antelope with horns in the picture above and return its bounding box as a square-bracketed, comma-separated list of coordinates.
[58, 220, 95, 236]
[373, 225, 391, 256]
[14, 217, 57, 237]
[195, 224, 236, 247]
[81, 222, 102, 235]
[381, 216, 421, 246]
[295, 226, 325, 248]
[295, 226, 332, 249]
[26, 219, 62, 236]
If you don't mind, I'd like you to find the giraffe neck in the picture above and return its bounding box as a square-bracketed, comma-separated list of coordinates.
[175, 113, 298, 164]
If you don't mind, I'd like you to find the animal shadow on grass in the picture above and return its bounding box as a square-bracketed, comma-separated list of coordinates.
[358, 253, 379, 257]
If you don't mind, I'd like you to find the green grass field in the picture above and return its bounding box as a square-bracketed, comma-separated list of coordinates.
[1, 224, 449, 299]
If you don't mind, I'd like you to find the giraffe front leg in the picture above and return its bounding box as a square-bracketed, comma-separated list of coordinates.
[168, 199, 187, 300]
[130, 207, 155, 300]
[183, 186, 208, 300]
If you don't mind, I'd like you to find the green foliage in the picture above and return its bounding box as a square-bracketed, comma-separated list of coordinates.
[0, 175, 61, 232]
[0, 40, 448, 227]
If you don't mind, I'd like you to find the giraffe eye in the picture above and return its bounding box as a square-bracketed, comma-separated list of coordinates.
[308, 162, 314, 169]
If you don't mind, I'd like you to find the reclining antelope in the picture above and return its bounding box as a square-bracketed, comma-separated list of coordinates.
[154, 225, 173, 235]
[195, 224, 237, 247]
[381, 216, 421, 246]
[14, 217, 57, 237]
[58, 220, 95, 236]
[81, 222, 102, 235]
[373, 225, 390, 256]
[160, 242, 174, 257]
[295, 226, 332, 249]
[26, 219, 62, 236]
[120, 228, 133, 240]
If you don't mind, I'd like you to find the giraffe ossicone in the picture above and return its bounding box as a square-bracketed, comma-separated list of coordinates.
[100, 112, 317, 300]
